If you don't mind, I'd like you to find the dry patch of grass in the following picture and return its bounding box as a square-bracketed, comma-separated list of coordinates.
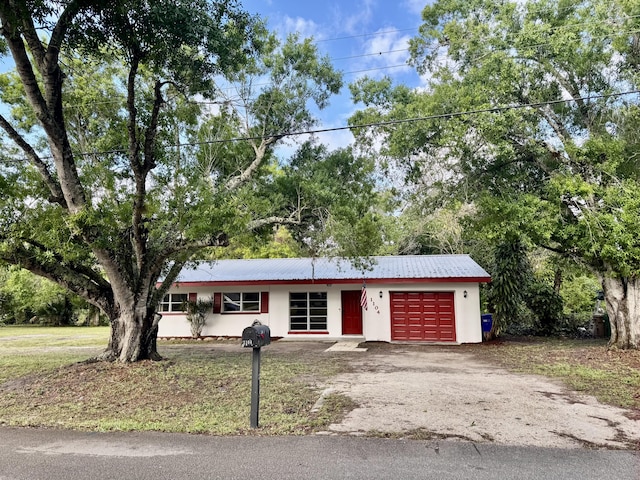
[466, 338, 640, 410]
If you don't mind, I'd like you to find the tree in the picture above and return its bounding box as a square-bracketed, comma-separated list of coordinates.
[0, 1, 349, 361]
[349, 0, 640, 348]
[485, 238, 532, 338]
[207, 143, 386, 261]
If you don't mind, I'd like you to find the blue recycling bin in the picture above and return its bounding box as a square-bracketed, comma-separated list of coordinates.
[481, 314, 493, 333]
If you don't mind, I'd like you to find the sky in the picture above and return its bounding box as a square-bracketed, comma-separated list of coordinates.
[240, 0, 431, 151]
[0, 1, 432, 154]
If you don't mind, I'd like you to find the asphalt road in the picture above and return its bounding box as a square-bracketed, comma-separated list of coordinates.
[0, 427, 638, 480]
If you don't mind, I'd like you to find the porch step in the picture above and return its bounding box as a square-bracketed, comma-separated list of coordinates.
[325, 341, 368, 352]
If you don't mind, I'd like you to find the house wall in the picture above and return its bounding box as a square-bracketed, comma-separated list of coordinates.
[157, 282, 483, 344]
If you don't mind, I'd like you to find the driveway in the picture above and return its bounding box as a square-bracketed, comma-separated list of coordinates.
[314, 343, 640, 449]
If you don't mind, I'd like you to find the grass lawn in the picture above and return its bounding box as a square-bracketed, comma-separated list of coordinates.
[1, 326, 639, 434]
[468, 337, 640, 410]
[0, 326, 354, 434]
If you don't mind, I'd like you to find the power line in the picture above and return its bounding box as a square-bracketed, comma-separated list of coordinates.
[315, 27, 419, 43]
[174, 89, 640, 146]
[332, 48, 409, 62]
[2, 90, 639, 165]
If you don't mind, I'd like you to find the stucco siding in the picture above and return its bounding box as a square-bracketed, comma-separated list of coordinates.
[157, 282, 483, 343]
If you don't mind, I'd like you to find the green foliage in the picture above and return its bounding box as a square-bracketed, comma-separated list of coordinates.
[485, 239, 532, 337]
[394, 203, 471, 255]
[265, 143, 385, 260]
[211, 227, 303, 260]
[524, 281, 564, 336]
[0, 267, 84, 325]
[349, 0, 640, 346]
[560, 274, 600, 325]
[0, 0, 359, 360]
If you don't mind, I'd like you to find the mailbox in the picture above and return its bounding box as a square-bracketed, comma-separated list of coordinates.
[242, 324, 271, 348]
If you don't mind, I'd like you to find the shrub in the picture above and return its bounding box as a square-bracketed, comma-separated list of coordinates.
[185, 299, 214, 338]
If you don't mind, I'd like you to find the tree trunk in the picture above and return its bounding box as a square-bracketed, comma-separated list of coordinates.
[553, 268, 562, 294]
[97, 309, 162, 362]
[601, 275, 640, 349]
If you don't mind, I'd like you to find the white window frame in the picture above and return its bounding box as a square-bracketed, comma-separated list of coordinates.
[160, 293, 188, 313]
[222, 292, 260, 313]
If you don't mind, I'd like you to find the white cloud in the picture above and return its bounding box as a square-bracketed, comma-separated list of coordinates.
[402, 0, 428, 16]
[350, 28, 413, 80]
[315, 125, 355, 151]
[279, 16, 324, 40]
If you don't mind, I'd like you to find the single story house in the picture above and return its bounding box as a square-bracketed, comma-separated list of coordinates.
[157, 255, 491, 344]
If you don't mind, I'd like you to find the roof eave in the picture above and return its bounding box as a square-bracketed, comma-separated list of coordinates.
[168, 276, 492, 287]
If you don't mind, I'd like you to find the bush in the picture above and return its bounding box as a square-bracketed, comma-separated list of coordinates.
[185, 299, 213, 338]
[524, 281, 564, 335]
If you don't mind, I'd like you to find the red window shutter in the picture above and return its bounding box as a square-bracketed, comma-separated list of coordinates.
[188, 292, 197, 302]
[213, 292, 222, 313]
[260, 292, 269, 313]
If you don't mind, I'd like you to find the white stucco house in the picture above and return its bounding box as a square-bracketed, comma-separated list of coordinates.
[157, 255, 491, 344]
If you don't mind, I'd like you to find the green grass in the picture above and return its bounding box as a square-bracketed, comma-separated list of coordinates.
[0, 325, 109, 347]
[0, 326, 109, 384]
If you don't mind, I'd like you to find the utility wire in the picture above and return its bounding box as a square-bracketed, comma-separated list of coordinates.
[173, 89, 640, 146]
[9, 88, 629, 162]
[315, 27, 419, 43]
[1, 88, 639, 166]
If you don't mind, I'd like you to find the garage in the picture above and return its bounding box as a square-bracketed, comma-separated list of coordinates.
[390, 292, 456, 342]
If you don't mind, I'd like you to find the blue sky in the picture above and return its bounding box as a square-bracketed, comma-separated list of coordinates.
[0, 1, 431, 152]
[241, 0, 431, 150]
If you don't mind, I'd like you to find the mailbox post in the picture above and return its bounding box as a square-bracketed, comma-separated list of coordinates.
[241, 322, 271, 428]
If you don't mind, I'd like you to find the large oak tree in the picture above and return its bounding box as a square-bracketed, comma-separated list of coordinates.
[0, 0, 356, 361]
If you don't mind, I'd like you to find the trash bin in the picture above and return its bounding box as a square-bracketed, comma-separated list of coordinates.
[481, 314, 493, 333]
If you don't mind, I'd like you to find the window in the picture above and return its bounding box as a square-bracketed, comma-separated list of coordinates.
[223, 292, 260, 312]
[290, 292, 327, 331]
[160, 293, 188, 312]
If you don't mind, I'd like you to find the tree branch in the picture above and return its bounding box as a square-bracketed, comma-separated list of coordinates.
[0, 14, 51, 128]
[224, 138, 275, 191]
[17, 11, 46, 71]
[143, 80, 165, 170]
[0, 114, 65, 206]
[0, 4, 86, 213]
[157, 233, 229, 260]
[537, 104, 573, 149]
[152, 259, 189, 310]
[126, 54, 141, 168]
[0, 239, 113, 313]
[46, 0, 83, 69]
[247, 214, 303, 231]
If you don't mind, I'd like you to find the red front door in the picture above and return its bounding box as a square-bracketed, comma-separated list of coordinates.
[341, 290, 363, 335]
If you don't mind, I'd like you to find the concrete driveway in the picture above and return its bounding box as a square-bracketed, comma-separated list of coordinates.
[315, 343, 640, 449]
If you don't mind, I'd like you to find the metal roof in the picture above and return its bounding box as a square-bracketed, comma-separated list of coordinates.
[174, 255, 491, 285]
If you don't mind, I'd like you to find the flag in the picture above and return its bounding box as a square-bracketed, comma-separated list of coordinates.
[360, 283, 368, 311]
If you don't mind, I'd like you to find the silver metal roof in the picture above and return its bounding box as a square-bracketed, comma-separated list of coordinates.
[175, 255, 490, 284]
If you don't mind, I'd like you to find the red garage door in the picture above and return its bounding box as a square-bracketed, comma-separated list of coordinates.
[390, 292, 456, 342]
